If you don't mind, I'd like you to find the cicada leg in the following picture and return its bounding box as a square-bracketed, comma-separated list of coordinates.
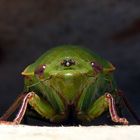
[0, 93, 26, 121]
[105, 92, 128, 125]
[0, 92, 34, 125]
[0, 91, 58, 125]
[77, 92, 129, 125]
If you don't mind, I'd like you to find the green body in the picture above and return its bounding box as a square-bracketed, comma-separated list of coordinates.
[22, 45, 119, 123]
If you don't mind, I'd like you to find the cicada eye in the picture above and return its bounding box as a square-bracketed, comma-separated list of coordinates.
[34, 64, 46, 78]
[91, 61, 103, 73]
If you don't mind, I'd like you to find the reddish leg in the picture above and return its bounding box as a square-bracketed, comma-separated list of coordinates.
[0, 92, 34, 125]
[0, 93, 26, 121]
[105, 92, 129, 125]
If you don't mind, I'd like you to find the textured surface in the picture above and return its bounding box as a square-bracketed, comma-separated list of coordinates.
[0, 125, 140, 140]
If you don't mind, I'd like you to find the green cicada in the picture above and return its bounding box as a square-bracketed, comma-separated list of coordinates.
[0, 45, 139, 125]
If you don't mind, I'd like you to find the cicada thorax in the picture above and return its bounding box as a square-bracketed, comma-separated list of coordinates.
[44, 72, 94, 105]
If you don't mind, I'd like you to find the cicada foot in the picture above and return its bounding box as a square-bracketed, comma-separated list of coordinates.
[105, 92, 129, 125]
[0, 120, 18, 125]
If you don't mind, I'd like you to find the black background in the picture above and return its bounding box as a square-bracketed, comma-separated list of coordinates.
[0, 0, 140, 125]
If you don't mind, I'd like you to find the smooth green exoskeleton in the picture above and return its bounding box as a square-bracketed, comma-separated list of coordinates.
[1, 45, 139, 125]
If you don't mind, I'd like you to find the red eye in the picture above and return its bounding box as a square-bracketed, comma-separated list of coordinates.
[91, 61, 103, 73]
[35, 64, 46, 78]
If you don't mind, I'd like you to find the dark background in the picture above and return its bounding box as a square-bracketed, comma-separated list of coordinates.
[0, 0, 140, 125]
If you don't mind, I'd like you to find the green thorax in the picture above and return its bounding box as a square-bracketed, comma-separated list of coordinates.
[45, 71, 95, 104]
